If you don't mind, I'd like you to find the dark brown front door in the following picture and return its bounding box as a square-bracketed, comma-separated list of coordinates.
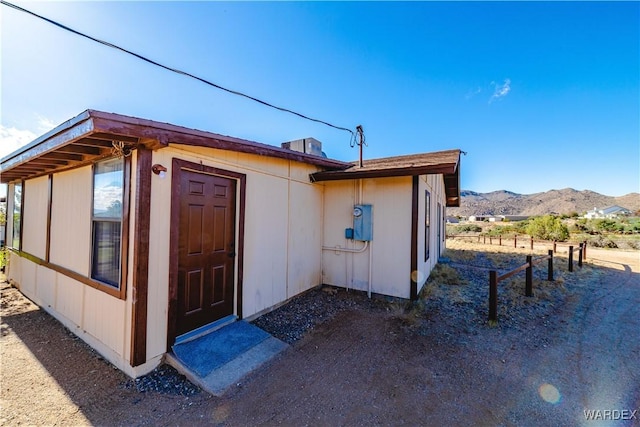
[176, 170, 236, 336]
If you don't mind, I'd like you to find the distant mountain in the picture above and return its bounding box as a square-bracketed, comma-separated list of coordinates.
[449, 188, 640, 217]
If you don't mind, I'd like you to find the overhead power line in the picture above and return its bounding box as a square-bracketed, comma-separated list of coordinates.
[1, 0, 355, 136]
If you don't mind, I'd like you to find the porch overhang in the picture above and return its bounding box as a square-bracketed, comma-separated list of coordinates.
[1, 110, 352, 184]
[310, 149, 462, 207]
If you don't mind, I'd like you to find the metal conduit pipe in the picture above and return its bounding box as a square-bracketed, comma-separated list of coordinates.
[322, 240, 369, 253]
[322, 241, 372, 297]
[368, 241, 373, 298]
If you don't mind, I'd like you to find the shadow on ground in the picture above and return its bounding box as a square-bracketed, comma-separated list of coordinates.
[2, 244, 639, 426]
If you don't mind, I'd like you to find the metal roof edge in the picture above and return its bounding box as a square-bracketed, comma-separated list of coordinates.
[1, 110, 93, 164]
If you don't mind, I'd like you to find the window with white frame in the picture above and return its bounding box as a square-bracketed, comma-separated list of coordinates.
[91, 158, 124, 288]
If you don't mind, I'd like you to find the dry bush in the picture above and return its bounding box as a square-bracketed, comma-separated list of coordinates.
[426, 263, 468, 287]
[388, 300, 424, 327]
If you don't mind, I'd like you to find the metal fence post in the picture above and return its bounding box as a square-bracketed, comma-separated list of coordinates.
[525, 255, 533, 297]
[530, 237, 534, 251]
[489, 271, 497, 321]
[548, 250, 554, 281]
[499, 236, 502, 246]
[514, 236, 517, 248]
[578, 243, 583, 267]
[553, 241, 557, 253]
[568, 245, 574, 272]
[583, 240, 587, 260]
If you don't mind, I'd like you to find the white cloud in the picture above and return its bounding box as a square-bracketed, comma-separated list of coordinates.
[0, 115, 57, 160]
[489, 78, 512, 103]
[36, 115, 57, 133]
[465, 87, 483, 100]
[0, 125, 36, 159]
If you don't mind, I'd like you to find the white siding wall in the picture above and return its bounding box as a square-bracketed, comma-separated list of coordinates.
[322, 177, 413, 299]
[22, 175, 49, 259]
[144, 145, 325, 360]
[49, 167, 92, 274]
[4, 144, 450, 377]
[5, 157, 137, 377]
[415, 174, 447, 295]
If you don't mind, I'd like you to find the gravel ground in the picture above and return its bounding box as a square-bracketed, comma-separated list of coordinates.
[2, 242, 638, 426]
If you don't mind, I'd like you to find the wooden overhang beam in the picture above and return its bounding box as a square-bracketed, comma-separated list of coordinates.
[309, 163, 456, 183]
[1, 116, 94, 173]
[90, 112, 351, 169]
[1, 109, 352, 184]
[74, 138, 120, 148]
[56, 144, 103, 155]
[0, 112, 146, 184]
[443, 162, 460, 207]
[27, 158, 70, 166]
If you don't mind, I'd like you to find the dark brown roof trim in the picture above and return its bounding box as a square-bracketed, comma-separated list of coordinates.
[309, 149, 460, 182]
[88, 111, 351, 169]
[1, 110, 352, 183]
[310, 163, 456, 182]
[1, 112, 94, 171]
[310, 149, 461, 207]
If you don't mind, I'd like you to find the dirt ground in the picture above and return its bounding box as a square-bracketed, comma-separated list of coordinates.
[1, 244, 639, 426]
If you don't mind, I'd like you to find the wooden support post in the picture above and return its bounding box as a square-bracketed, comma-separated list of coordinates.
[489, 271, 497, 321]
[525, 255, 533, 297]
[530, 237, 534, 250]
[490, 236, 493, 245]
[578, 243, 583, 267]
[483, 235, 486, 244]
[583, 240, 587, 260]
[499, 236, 502, 246]
[514, 236, 517, 248]
[569, 245, 574, 272]
[548, 250, 554, 281]
[553, 241, 557, 253]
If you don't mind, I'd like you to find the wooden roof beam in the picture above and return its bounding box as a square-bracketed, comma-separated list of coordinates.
[57, 145, 103, 155]
[40, 152, 84, 162]
[28, 158, 70, 166]
[89, 132, 139, 143]
[74, 138, 119, 148]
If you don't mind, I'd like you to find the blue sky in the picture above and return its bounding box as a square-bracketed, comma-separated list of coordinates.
[1, 1, 638, 197]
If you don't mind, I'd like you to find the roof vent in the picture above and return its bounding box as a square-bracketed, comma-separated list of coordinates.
[281, 137, 323, 157]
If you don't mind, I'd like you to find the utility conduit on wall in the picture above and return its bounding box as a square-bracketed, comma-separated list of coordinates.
[322, 241, 369, 254]
[321, 241, 372, 297]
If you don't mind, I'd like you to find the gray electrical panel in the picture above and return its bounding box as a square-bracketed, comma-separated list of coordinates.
[353, 204, 373, 241]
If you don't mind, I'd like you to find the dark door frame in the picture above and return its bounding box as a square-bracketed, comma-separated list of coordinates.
[167, 158, 246, 348]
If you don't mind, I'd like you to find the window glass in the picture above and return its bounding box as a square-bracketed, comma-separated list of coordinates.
[425, 190, 430, 261]
[12, 183, 22, 249]
[92, 158, 124, 288]
[93, 158, 123, 218]
[92, 221, 122, 286]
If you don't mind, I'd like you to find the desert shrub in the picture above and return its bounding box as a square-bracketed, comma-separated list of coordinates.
[526, 215, 570, 241]
[453, 224, 482, 233]
[425, 263, 467, 286]
[588, 236, 618, 248]
[512, 220, 530, 234]
[593, 219, 624, 233]
[484, 225, 519, 237]
[622, 219, 640, 234]
[572, 218, 590, 233]
[626, 240, 640, 250]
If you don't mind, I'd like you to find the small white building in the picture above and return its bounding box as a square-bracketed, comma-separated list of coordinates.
[1, 110, 461, 378]
[584, 206, 631, 219]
